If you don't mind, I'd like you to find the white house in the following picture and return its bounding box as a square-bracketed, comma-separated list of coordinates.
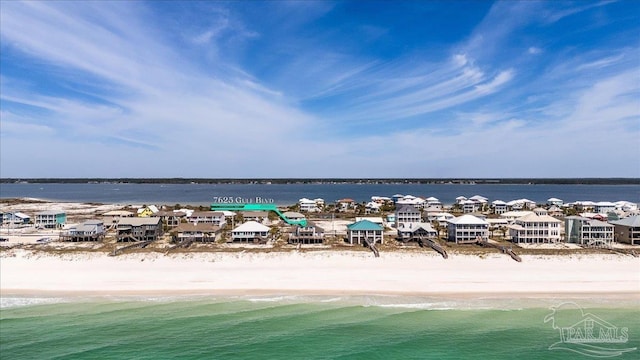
[299, 198, 320, 212]
[187, 211, 227, 227]
[491, 200, 508, 215]
[396, 195, 426, 209]
[346, 219, 384, 245]
[500, 210, 535, 224]
[231, 221, 270, 243]
[509, 213, 561, 244]
[429, 212, 455, 227]
[532, 207, 548, 216]
[547, 197, 564, 206]
[594, 202, 616, 214]
[171, 223, 221, 243]
[425, 197, 442, 209]
[547, 205, 564, 217]
[241, 211, 270, 223]
[468, 195, 488, 203]
[446, 215, 489, 243]
[461, 200, 480, 213]
[282, 211, 306, 222]
[365, 201, 381, 214]
[614, 201, 638, 213]
[507, 199, 536, 210]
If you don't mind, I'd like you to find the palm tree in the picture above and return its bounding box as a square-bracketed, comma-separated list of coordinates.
[432, 221, 443, 240]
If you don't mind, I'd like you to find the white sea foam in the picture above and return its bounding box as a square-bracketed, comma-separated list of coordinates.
[245, 295, 301, 303]
[0, 296, 71, 309]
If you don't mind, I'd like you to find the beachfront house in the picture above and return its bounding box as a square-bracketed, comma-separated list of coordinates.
[610, 215, 640, 245]
[509, 213, 561, 244]
[395, 205, 421, 227]
[231, 221, 271, 243]
[565, 216, 614, 247]
[446, 215, 489, 243]
[34, 210, 66, 229]
[116, 217, 162, 242]
[396, 222, 437, 243]
[1, 211, 31, 226]
[170, 223, 221, 243]
[187, 211, 226, 227]
[60, 220, 105, 242]
[288, 222, 325, 244]
[346, 219, 384, 245]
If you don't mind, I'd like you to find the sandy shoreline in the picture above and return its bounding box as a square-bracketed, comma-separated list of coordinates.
[2, 250, 638, 300]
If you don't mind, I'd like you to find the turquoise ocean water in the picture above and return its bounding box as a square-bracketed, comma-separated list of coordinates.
[1, 295, 638, 359]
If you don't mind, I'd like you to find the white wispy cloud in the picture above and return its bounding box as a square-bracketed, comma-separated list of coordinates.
[0, 0, 637, 178]
[528, 47, 542, 55]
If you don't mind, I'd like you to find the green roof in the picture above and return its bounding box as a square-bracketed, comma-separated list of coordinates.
[346, 220, 383, 231]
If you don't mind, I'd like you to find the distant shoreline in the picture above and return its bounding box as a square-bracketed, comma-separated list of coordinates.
[2, 178, 640, 185]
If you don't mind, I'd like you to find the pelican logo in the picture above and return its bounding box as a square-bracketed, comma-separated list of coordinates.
[544, 302, 636, 357]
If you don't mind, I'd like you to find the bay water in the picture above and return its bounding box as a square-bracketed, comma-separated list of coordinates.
[1, 183, 638, 206]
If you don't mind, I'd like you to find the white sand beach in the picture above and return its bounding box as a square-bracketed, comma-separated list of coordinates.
[1, 249, 638, 297]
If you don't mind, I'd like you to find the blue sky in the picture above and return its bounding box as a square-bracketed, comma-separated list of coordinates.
[1, 0, 638, 178]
